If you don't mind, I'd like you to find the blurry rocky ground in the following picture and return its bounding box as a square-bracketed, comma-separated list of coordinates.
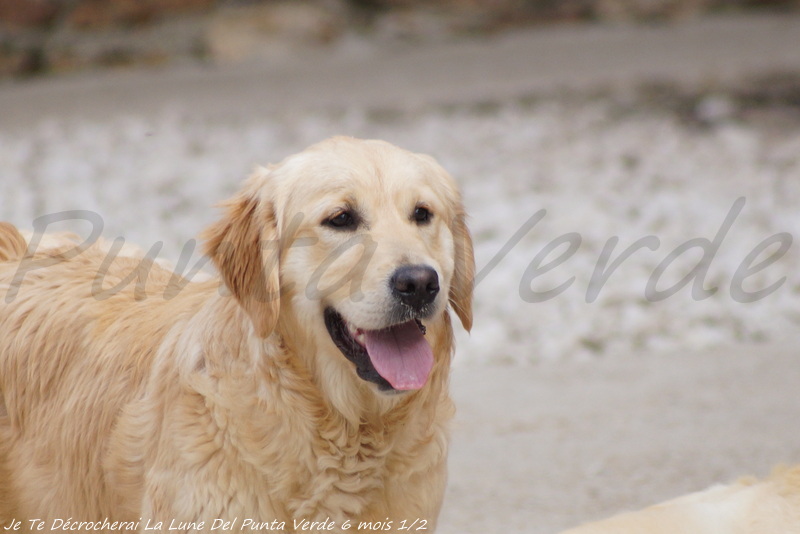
[1, 0, 800, 79]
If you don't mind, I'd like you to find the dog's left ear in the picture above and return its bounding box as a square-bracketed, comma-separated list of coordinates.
[203, 174, 280, 338]
[449, 208, 474, 331]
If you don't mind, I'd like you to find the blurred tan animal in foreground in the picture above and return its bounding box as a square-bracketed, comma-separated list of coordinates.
[561, 466, 800, 534]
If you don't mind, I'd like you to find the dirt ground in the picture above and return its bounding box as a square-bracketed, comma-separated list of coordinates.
[443, 344, 800, 532]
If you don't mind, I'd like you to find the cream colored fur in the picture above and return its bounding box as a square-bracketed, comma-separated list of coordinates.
[0, 137, 474, 533]
[561, 466, 800, 533]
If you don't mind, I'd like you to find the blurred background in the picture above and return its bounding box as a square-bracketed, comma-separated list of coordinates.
[2, 1, 800, 532]
[1, 0, 800, 77]
[2, 0, 799, 363]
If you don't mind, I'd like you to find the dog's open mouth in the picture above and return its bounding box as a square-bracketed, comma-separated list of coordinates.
[324, 308, 433, 392]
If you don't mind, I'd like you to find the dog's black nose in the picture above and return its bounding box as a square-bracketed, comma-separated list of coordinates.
[391, 265, 440, 312]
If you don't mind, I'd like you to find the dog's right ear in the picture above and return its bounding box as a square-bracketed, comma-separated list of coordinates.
[203, 175, 280, 338]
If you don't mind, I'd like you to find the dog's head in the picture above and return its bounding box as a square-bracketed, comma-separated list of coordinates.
[204, 137, 473, 395]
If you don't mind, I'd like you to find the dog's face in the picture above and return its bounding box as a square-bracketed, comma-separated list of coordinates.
[205, 137, 473, 395]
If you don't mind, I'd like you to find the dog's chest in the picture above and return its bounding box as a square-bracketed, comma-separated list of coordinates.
[285, 423, 394, 521]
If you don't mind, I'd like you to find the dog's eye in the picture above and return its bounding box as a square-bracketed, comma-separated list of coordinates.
[413, 207, 432, 224]
[324, 211, 358, 230]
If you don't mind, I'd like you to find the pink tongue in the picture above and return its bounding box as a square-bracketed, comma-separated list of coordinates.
[363, 321, 433, 391]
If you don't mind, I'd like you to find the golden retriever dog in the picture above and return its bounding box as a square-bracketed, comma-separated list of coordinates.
[560, 466, 800, 534]
[0, 136, 474, 532]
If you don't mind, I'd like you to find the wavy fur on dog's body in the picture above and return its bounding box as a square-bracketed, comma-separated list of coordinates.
[0, 138, 473, 532]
